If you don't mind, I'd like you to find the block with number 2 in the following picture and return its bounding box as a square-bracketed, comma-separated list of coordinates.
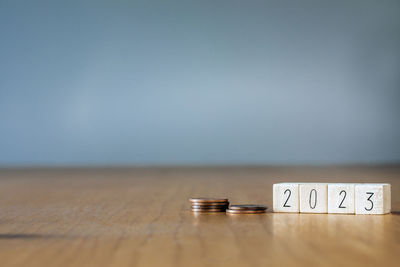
[328, 184, 355, 214]
[273, 183, 299, 213]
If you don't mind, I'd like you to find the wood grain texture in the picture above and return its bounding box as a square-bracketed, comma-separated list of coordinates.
[0, 166, 400, 267]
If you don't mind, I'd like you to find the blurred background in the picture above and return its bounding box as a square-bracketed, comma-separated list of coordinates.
[0, 0, 399, 166]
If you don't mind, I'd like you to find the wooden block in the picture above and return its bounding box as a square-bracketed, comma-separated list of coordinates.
[355, 184, 391, 214]
[328, 184, 355, 214]
[273, 183, 299, 212]
[299, 183, 328, 213]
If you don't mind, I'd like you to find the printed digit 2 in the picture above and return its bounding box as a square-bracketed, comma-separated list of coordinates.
[283, 189, 291, 207]
[338, 190, 346, 208]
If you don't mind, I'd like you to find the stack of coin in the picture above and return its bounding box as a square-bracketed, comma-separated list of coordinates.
[190, 198, 229, 212]
[226, 205, 267, 214]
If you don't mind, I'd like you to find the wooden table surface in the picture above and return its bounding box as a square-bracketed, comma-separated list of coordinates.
[0, 166, 399, 267]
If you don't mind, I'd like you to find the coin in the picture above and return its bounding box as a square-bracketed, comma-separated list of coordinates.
[191, 203, 228, 206]
[226, 209, 266, 214]
[191, 208, 227, 212]
[189, 198, 229, 203]
[228, 205, 267, 211]
[191, 205, 229, 209]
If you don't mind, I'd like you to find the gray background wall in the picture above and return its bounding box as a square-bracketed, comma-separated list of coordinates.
[1, 0, 400, 166]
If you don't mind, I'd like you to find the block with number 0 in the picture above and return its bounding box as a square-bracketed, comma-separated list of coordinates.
[299, 183, 328, 213]
[328, 184, 355, 214]
[355, 184, 391, 215]
[273, 183, 299, 212]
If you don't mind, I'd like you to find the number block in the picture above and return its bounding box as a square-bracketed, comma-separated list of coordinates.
[299, 184, 328, 213]
[328, 184, 355, 214]
[273, 183, 299, 212]
[355, 184, 391, 215]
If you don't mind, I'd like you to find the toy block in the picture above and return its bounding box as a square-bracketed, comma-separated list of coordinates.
[355, 184, 391, 214]
[328, 184, 355, 214]
[299, 183, 328, 213]
[273, 183, 299, 212]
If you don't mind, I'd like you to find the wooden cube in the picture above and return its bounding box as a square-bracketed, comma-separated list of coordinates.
[299, 183, 328, 213]
[273, 183, 299, 212]
[355, 184, 391, 215]
[328, 184, 355, 214]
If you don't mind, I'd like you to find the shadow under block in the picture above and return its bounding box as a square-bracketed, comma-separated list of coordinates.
[355, 184, 391, 214]
[328, 184, 355, 214]
[299, 183, 328, 213]
[273, 183, 299, 212]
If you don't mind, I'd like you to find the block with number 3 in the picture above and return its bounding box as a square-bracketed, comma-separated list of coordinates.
[328, 184, 355, 214]
[355, 184, 391, 215]
[273, 183, 299, 212]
